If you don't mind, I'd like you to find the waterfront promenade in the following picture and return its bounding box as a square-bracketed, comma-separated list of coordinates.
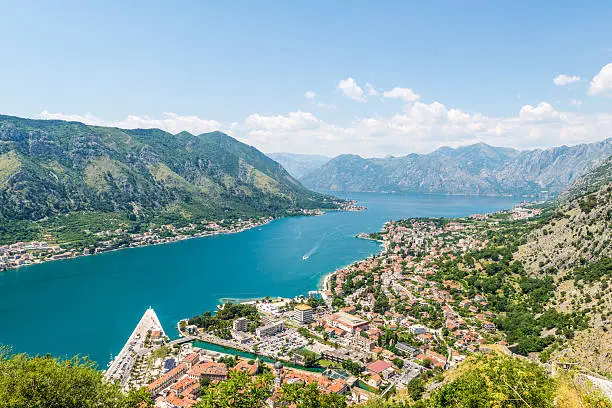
[105, 307, 165, 387]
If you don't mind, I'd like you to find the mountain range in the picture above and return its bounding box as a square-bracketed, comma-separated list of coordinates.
[0, 115, 336, 224]
[267, 152, 330, 180]
[557, 154, 612, 202]
[292, 139, 612, 195]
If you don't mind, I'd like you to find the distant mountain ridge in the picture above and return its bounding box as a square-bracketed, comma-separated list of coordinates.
[0, 115, 336, 223]
[557, 155, 612, 202]
[267, 152, 330, 179]
[301, 139, 612, 195]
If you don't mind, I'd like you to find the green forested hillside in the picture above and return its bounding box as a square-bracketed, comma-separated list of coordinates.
[0, 115, 337, 242]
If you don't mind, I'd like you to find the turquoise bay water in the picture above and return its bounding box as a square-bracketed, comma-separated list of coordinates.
[0, 193, 519, 365]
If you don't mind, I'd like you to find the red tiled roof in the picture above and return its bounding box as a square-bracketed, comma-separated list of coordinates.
[367, 360, 392, 374]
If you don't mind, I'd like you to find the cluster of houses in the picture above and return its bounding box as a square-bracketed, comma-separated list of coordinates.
[0, 241, 69, 270]
[146, 345, 367, 407]
[510, 206, 543, 220]
[312, 217, 508, 382]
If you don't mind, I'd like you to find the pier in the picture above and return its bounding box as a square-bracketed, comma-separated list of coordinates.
[104, 307, 165, 388]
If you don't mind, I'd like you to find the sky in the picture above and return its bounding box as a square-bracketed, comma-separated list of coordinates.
[1, 1, 612, 157]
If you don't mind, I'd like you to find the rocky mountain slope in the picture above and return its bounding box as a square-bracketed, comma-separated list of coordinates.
[267, 152, 330, 179]
[0, 115, 336, 224]
[301, 140, 612, 195]
[557, 155, 612, 202]
[516, 159, 611, 374]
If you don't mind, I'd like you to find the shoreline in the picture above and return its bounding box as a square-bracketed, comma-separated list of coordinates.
[1, 204, 367, 273]
[0, 219, 273, 273]
[317, 236, 387, 294]
[0, 209, 338, 273]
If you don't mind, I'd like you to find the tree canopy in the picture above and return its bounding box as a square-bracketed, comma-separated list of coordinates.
[0, 347, 151, 408]
[429, 354, 555, 408]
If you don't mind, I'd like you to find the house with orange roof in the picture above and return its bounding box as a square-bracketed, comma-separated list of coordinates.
[482, 321, 496, 331]
[367, 360, 395, 379]
[183, 352, 200, 368]
[324, 379, 348, 395]
[165, 392, 198, 408]
[169, 377, 198, 395]
[187, 361, 228, 382]
[366, 372, 383, 388]
[425, 350, 447, 369]
[233, 359, 259, 375]
[147, 363, 188, 395]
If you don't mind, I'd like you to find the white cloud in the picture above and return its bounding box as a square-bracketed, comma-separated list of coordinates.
[569, 99, 582, 108]
[303, 90, 335, 109]
[589, 63, 612, 95]
[239, 100, 612, 156]
[518, 102, 560, 121]
[365, 83, 378, 96]
[39, 111, 221, 135]
[40, 102, 612, 157]
[316, 102, 337, 109]
[39, 59, 612, 159]
[403, 101, 447, 123]
[383, 87, 420, 102]
[244, 111, 321, 132]
[115, 113, 221, 135]
[553, 74, 581, 86]
[40, 110, 105, 125]
[336, 77, 366, 102]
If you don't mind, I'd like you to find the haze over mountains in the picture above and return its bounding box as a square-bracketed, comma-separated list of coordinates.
[273, 139, 612, 196]
[0, 115, 335, 224]
[267, 153, 330, 180]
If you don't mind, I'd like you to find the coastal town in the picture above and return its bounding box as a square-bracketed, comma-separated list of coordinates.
[0, 217, 273, 271]
[0, 200, 366, 272]
[106, 203, 556, 407]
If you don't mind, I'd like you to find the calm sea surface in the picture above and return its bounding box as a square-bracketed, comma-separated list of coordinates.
[0, 192, 519, 365]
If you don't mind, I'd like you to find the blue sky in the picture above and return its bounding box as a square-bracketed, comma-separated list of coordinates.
[1, 1, 612, 156]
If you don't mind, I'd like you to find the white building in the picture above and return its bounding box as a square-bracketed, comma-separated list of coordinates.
[293, 304, 314, 324]
[233, 317, 248, 332]
[255, 321, 284, 338]
[408, 324, 427, 335]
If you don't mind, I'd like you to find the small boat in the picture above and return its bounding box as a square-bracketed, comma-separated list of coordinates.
[302, 254, 309, 261]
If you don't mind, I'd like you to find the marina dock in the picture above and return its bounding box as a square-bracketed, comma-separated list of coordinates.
[104, 307, 165, 387]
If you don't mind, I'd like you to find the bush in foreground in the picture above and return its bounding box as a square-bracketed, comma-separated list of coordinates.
[0, 346, 151, 408]
[430, 354, 555, 408]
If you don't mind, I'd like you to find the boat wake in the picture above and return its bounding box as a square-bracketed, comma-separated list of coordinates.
[302, 243, 319, 261]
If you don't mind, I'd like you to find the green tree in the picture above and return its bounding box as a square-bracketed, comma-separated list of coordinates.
[406, 377, 425, 401]
[0, 347, 152, 408]
[197, 370, 273, 407]
[279, 381, 346, 408]
[341, 359, 362, 376]
[430, 354, 555, 408]
[332, 297, 346, 308]
[392, 357, 404, 369]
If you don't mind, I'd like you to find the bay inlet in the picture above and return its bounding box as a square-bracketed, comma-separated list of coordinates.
[0, 192, 520, 365]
